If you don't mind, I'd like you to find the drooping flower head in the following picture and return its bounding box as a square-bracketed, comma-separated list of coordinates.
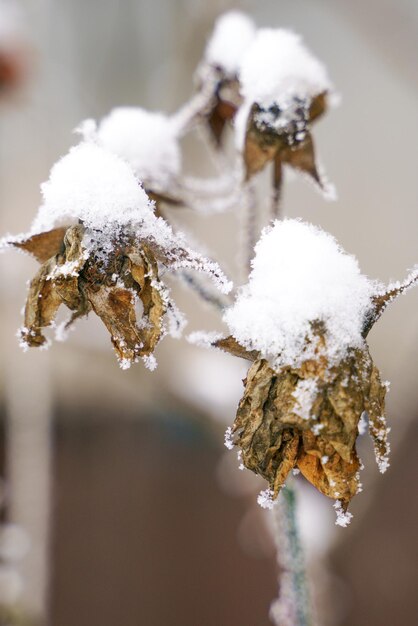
[193, 11, 256, 146]
[2, 141, 232, 369]
[210, 220, 417, 522]
[235, 29, 336, 199]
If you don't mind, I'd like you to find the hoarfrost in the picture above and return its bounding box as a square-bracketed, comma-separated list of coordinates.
[224, 219, 379, 371]
[333, 500, 353, 527]
[257, 488, 277, 510]
[224, 426, 234, 450]
[187, 330, 224, 349]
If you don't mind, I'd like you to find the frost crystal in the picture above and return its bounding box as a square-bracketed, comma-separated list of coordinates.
[96, 107, 181, 190]
[224, 219, 379, 370]
[204, 11, 256, 76]
[257, 488, 277, 510]
[224, 426, 234, 450]
[333, 500, 353, 527]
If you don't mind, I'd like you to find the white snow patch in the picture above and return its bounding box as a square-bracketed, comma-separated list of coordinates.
[204, 11, 256, 76]
[33, 142, 154, 236]
[224, 219, 379, 371]
[96, 107, 181, 189]
[239, 28, 332, 108]
[292, 378, 318, 420]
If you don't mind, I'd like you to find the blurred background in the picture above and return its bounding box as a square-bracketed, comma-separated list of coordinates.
[0, 0, 417, 625]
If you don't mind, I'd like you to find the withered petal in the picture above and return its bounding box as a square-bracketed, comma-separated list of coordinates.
[11, 227, 68, 263]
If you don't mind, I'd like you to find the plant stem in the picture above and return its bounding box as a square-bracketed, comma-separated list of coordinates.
[270, 484, 313, 626]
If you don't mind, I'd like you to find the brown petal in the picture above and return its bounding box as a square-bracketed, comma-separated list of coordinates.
[281, 132, 321, 186]
[244, 111, 282, 179]
[11, 227, 68, 263]
[212, 335, 259, 361]
[86, 285, 144, 364]
[308, 91, 328, 123]
[22, 259, 63, 347]
[363, 268, 418, 337]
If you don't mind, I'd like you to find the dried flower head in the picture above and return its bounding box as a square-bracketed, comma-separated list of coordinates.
[214, 220, 417, 517]
[194, 11, 256, 146]
[234, 28, 335, 199]
[2, 141, 232, 369]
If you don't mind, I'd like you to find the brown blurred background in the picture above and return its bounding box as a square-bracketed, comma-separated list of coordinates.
[0, 1, 417, 625]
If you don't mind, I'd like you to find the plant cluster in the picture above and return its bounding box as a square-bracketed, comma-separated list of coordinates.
[2, 10, 417, 527]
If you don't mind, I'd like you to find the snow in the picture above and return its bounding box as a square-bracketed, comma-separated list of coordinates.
[234, 28, 333, 149]
[96, 107, 181, 189]
[333, 500, 353, 527]
[224, 219, 380, 371]
[33, 142, 154, 237]
[239, 28, 332, 108]
[204, 11, 256, 76]
[257, 488, 277, 510]
[292, 378, 318, 420]
[224, 426, 234, 450]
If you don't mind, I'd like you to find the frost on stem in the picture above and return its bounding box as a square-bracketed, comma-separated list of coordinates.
[1, 141, 232, 369]
[208, 219, 417, 516]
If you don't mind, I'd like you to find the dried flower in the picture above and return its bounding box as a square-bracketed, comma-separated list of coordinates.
[2, 141, 232, 369]
[212, 220, 417, 515]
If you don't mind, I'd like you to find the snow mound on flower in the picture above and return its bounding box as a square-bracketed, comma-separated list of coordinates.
[239, 28, 332, 107]
[204, 11, 256, 76]
[224, 219, 380, 370]
[33, 142, 153, 235]
[97, 107, 181, 189]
